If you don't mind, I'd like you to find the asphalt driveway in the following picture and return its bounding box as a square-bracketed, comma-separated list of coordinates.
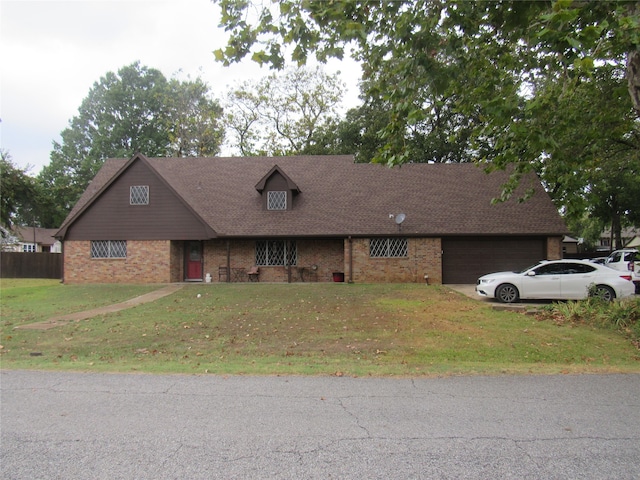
[2, 370, 639, 479]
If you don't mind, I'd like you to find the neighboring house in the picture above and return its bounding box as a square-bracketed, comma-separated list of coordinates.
[6, 226, 62, 253]
[626, 236, 640, 249]
[562, 236, 580, 255]
[598, 227, 640, 251]
[55, 154, 568, 284]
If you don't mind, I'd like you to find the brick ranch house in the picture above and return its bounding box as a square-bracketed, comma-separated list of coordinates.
[55, 153, 568, 284]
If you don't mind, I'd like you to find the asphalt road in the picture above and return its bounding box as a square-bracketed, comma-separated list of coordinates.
[1, 370, 639, 479]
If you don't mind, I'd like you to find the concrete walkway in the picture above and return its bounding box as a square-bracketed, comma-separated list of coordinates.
[447, 284, 542, 313]
[447, 284, 482, 300]
[16, 284, 184, 330]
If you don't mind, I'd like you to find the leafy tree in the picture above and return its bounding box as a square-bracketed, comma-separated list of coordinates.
[223, 86, 263, 156]
[297, 99, 390, 160]
[213, 0, 640, 162]
[166, 76, 225, 157]
[38, 62, 224, 227]
[223, 67, 343, 155]
[530, 65, 640, 249]
[0, 150, 37, 227]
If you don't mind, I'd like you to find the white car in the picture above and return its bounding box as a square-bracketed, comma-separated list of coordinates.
[476, 259, 636, 303]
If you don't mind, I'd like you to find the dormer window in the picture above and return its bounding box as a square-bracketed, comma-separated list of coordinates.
[130, 185, 149, 205]
[268, 191, 287, 210]
[255, 165, 300, 212]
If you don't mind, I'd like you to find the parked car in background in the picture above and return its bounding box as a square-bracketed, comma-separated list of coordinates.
[603, 249, 640, 294]
[476, 259, 635, 303]
[589, 257, 607, 264]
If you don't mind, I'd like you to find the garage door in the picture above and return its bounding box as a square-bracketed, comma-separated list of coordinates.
[442, 237, 546, 284]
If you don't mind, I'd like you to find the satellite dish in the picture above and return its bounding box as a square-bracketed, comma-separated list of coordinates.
[395, 213, 406, 225]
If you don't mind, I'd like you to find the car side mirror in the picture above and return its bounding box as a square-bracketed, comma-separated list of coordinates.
[526, 271, 536, 277]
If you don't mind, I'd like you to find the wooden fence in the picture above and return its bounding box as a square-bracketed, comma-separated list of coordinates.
[0, 252, 63, 279]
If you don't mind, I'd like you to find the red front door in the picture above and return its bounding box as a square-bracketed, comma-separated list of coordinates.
[185, 241, 203, 281]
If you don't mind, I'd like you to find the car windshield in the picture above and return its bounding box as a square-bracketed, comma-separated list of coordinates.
[516, 262, 543, 274]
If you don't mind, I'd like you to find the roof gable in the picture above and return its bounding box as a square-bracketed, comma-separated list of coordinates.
[57, 154, 216, 240]
[255, 165, 301, 194]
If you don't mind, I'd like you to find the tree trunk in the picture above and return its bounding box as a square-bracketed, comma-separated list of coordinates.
[628, 50, 640, 116]
[611, 207, 623, 250]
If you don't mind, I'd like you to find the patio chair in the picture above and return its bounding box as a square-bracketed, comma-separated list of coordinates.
[247, 266, 260, 282]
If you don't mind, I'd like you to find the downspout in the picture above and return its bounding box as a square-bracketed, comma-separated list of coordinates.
[348, 236, 353, 283]
[226, 239, 231, 283]
[287, 239, 292, 283]
[60, 238, 65, 284]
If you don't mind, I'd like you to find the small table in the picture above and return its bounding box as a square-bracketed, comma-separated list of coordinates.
[231, 268, 246, 282]
[297, 266, 318, 282]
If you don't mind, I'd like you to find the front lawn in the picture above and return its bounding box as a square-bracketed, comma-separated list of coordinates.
[1, 280, 638, 376]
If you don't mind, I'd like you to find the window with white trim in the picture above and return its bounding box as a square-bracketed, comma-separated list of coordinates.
[267, 191, 287, 210]
[22, 244, 36, 253]
[255, 240, 297, 266]
[130, 185, 149, 205]
[370, 238, 408, 258]
[91, 240, 127, 259]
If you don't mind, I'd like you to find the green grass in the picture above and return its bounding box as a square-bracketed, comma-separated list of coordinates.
[1, 280, 639, 376]
[0, 279, 159, 324]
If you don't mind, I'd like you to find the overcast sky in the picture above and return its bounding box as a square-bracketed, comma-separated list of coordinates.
[1, 0, 361, 175]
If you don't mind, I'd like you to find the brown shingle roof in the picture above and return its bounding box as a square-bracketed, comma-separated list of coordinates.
[59, 154, 568, 238]
[13, 226, 60, 246]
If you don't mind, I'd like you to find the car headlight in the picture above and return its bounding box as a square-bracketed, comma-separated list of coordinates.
[478, 278, 495, 285]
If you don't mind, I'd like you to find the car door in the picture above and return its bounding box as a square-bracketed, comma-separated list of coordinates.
[522, 263, 563, 299]
[606, 251, 623, 271]
[560, 263, 597, 299]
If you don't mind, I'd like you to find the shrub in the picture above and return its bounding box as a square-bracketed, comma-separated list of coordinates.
[538, 297, 640, 348]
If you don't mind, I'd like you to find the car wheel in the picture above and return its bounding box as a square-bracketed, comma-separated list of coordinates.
[496, 284, 519, 303]
[591, 285, 615, 302]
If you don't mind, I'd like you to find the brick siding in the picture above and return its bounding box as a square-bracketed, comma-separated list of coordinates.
[346, 237, 442, 284]
[201, 238, 344, 283]
[64, 236, 555, 284]
[169, 241, 184, 282]
[547, 236, 563, 260]
[63, 240, 172, 284]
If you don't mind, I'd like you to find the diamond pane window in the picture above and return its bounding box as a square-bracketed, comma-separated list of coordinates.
[255, 241, 267, 266]
[287, 242, 298, 266]
[267, 191, 287, 210]
[109, 240, 127, 258]
[269, 240, 285, 265]
[255, 240, 297, 266]
[91, 240, 127, 258]
[130, 185, 149, 205]
[370, 238, 408, 258]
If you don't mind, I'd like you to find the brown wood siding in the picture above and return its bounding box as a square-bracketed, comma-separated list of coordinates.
[65, 160, 212, 240]
[442, 237, 546, 284]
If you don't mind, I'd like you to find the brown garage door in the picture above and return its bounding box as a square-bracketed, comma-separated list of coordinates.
[442, 237, 546, 284]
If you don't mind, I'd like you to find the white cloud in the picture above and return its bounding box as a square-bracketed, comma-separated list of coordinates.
[0, 0, 361, 173]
